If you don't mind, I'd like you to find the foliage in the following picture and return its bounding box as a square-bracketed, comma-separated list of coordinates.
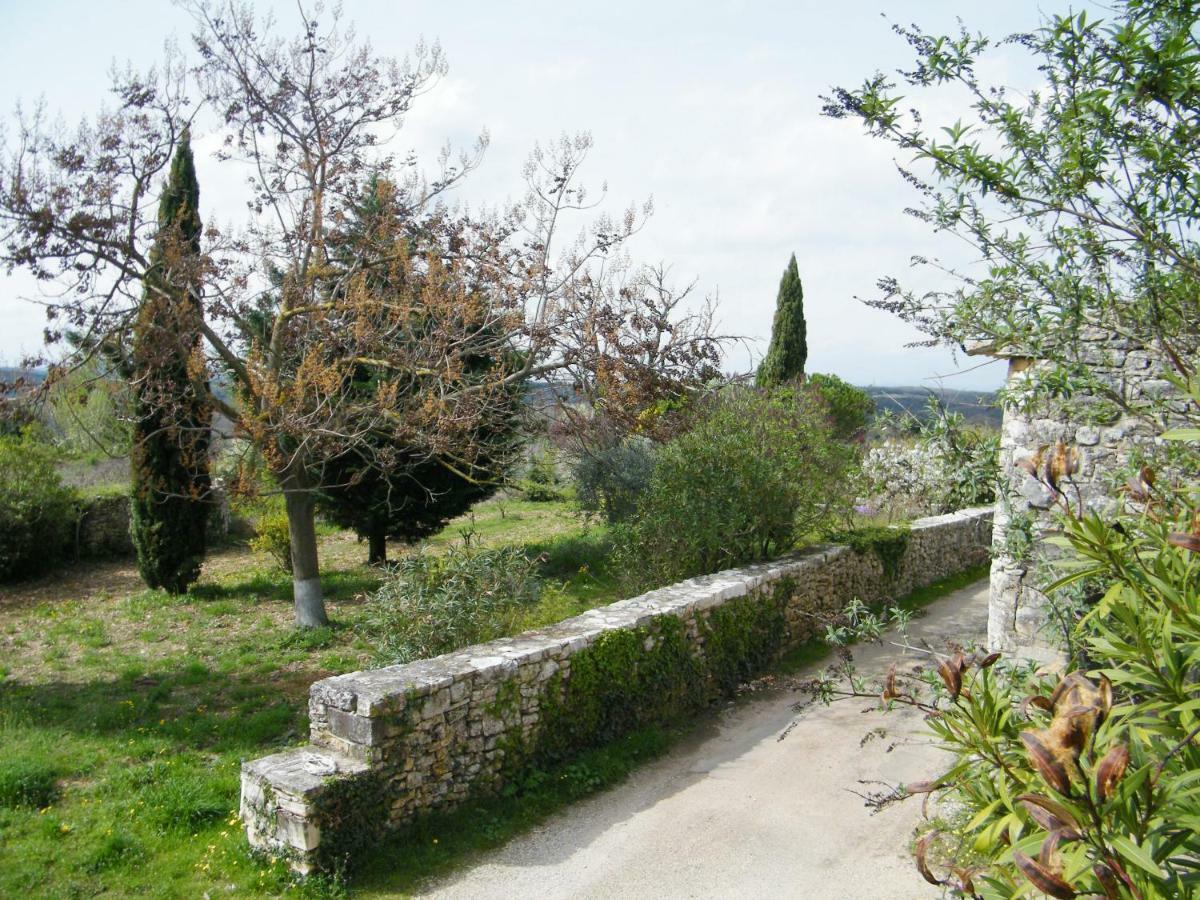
[248, 504, 293, 574]
[0, 4, 727, 627]
[316, 177, 523, 566]
[756, 253, 807, 388]
[823, 1, 1200, 410]
[920, 398, 1000, 510]
[520, 448, 566, 502]
[43, 358, 130, 457]
[0, 431, 77, 581]
[825, 524, 911, 582]
[129, 132, 211, 595]
[811, 420, 1200, 896]
[823, 6, 1200, 890]
[535, 584, 790, 766]
[616, 386, 856, 586]
[571, 437, 657, 524]
[0, 758, 59, 809]
[806, 372, 875, 441]
[860, 397, 999, 517]
[365, 544, 544, 663]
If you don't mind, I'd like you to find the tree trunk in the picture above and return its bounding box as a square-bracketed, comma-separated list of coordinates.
[367, 527, 387, 567]
[283, 477, 329, 628]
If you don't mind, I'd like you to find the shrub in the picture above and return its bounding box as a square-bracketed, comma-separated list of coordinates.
[616, 386, 855, 587]
[521, 449, 566, 502]
[247, 501, 293, 574]
[859, 398, 999, 517]
[571, 438, 656, 524]
[815, 416, 1200, 898]
[806, 373, 874, 441]
[0, 432, 77, 580]
[365, 544, 543, 663]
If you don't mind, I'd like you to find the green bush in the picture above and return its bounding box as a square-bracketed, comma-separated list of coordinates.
[615, 386, 856, 587]
[521, 449, 566, 502]
[805, 373, 874, 441]
[247, 501, 293, 573]
[571, 438, 656, 524]
[0, 432, 77, 580]
[365, 544, 543, 663]
[822, 407, 1200, 897]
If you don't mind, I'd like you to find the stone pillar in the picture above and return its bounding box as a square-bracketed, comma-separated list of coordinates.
[969, 334, 1181, 662]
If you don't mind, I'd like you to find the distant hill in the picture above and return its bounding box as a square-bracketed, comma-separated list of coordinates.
[0, 367, 46, 390]
[862, 385, 1001, 428]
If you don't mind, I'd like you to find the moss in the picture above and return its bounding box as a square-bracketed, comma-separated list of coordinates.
[699, 578, 790, 695]
[312, 770, 390, 872]
[826, 524, 911, 581]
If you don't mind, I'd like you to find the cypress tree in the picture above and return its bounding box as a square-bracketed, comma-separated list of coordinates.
[756, 253, 808, 388]
[130, 131, 211, 593]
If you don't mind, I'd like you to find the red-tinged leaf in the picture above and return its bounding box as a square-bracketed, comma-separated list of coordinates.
[1021, 694, 1054, 716]
[904, 780, 945, 795]
[937, 652, 964, 699]
[1097, 675, 1113, 722]
[914, 831, 944, 886]
[1167, 532, 1200, 553]
[1036, 830, 1065, 868]
[950, 866, 977, 894]
[1095, 744, 1130, 801]
[1092, 862, 1120, 899]
[1013, 849, 1076, 899]
[881, 668, 898, 702]
[979, 651, 1001, 668]
[1022, 731, 1072, 795]
[1016, 793, 1082, 832]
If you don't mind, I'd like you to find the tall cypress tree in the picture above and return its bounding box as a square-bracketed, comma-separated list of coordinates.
[756, 253, 808, 388]
[130, 131, 211, 594]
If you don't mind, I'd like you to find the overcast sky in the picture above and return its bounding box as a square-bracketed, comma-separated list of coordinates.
[0, 0, 1094, 389]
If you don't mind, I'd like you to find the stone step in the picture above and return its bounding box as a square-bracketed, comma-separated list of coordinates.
[240, 746, 370, 874]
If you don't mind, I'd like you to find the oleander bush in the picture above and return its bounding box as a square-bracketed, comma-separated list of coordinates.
[366, 543, 544, 663]
[615, 385, 856, 587]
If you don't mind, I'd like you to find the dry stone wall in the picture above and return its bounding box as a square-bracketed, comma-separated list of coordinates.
[241, 506, 993, 873]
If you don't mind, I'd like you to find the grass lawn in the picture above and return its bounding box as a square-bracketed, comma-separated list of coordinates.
[0, 496, 619, 899]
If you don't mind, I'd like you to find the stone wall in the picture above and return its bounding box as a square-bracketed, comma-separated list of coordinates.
[75, 494, 134, 558]
[241, 507, 993, 873]
[979, 334, 1187, 661]
[72, 489, 236, 560]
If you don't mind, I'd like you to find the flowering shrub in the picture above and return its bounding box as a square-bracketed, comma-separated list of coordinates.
[859, 440, 946, 517]
[859, 400, 998, 518]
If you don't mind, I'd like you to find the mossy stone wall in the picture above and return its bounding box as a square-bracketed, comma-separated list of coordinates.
[241, 506, 993, 873]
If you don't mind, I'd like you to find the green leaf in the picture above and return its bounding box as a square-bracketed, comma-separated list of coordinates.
[1109, 835, 1164, 877]
[1162, 427, 1200, 441]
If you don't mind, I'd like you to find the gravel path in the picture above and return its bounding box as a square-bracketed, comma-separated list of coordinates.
[417, 579, 989, 900]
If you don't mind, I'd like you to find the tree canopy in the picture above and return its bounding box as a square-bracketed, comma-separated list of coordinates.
[0, 2, 728, 626]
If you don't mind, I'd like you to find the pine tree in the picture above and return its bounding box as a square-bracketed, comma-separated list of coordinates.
[756, 253, 807, 388]
[130, 131, 211, 594]
[317, 177, 522, 565]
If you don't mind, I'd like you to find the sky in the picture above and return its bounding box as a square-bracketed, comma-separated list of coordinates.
[0, 0, 1097, 389]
